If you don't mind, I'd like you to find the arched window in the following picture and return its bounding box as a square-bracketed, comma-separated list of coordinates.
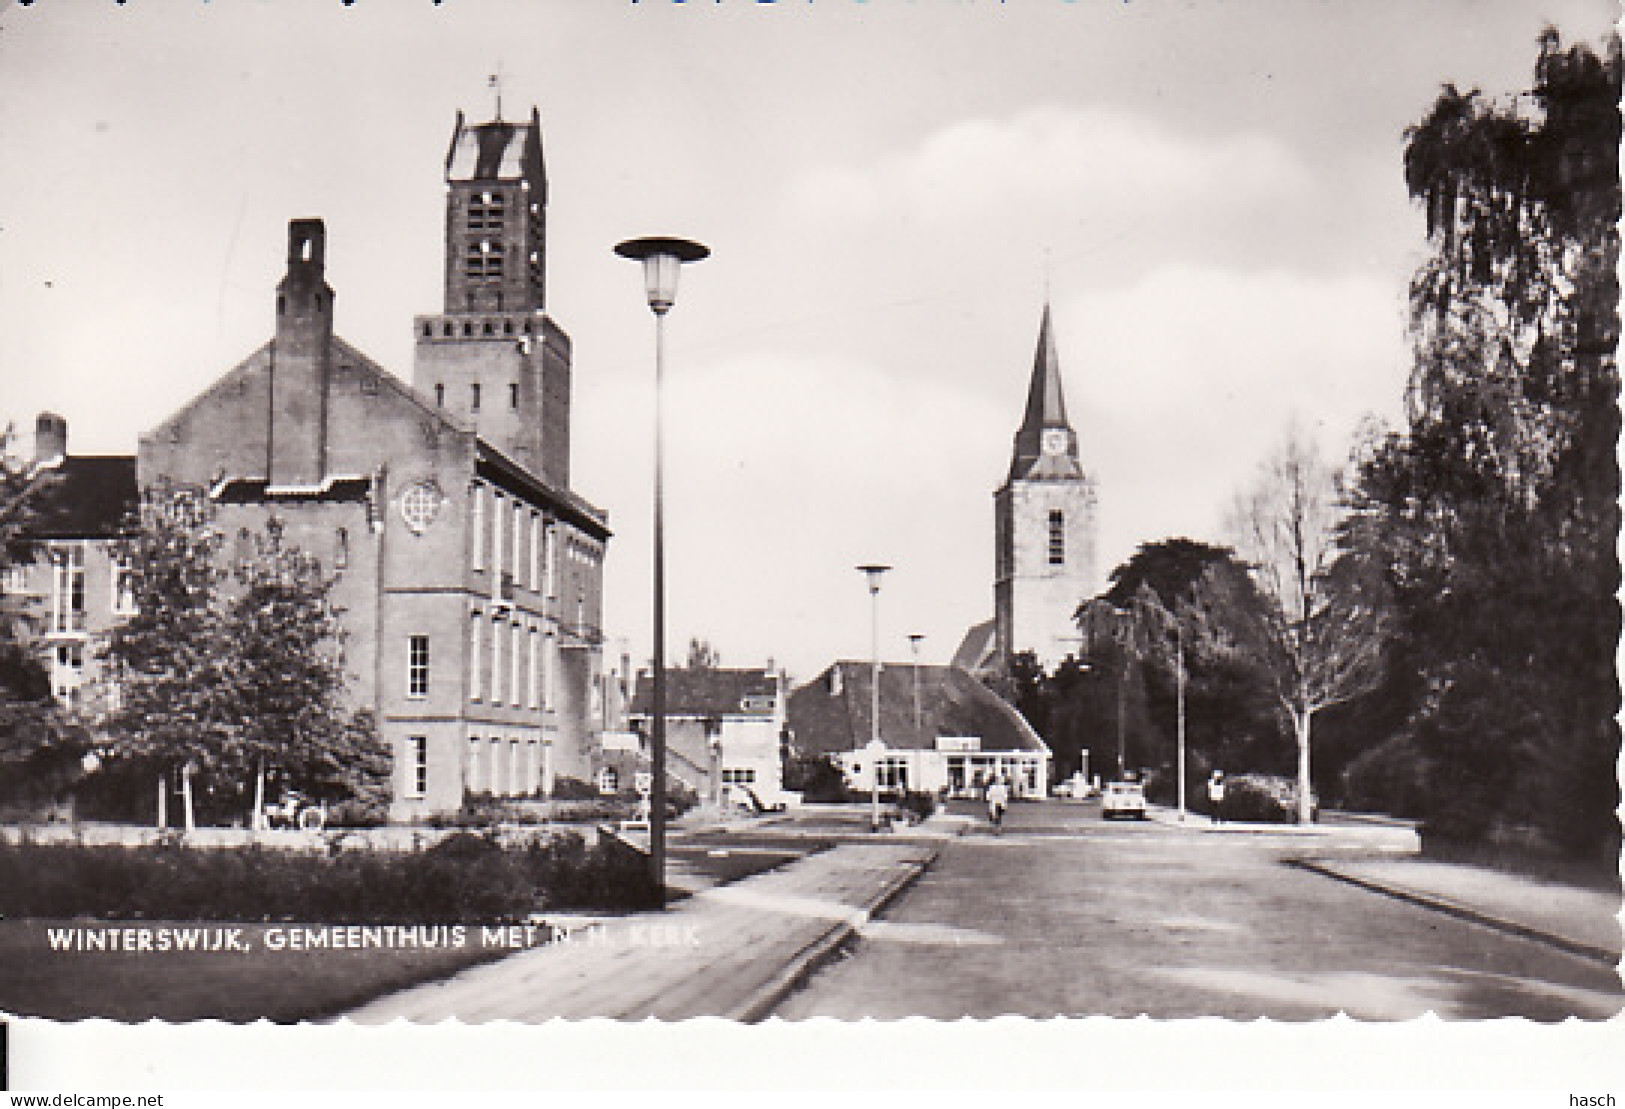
[1048, 510, 1065, 566]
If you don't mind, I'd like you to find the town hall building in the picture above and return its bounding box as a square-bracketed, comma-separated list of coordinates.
[130, 107, 610, 819]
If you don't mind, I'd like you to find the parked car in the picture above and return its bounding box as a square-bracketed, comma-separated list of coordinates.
[1101, 780, 1147, 821]
[1054, 773, 1092, 800]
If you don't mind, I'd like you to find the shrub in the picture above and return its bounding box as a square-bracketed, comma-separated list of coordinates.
[549, 776, 600, 801]
[1338, 733, 1429, 818]
[0, 830, 659, 922]
[1214, 774, 1315, 824]
[325, 797, 388, 828]
[895, 790, 937, 823]
[785, 754, 851, 803]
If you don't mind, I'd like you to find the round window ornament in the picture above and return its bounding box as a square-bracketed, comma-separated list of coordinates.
[400, 481, 443, 534]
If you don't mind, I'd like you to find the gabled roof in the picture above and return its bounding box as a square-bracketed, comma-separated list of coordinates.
[787, 661, 1048, 757]
[25, 456, 138, 539]
[1007, 304, 1085, 483]
[951, 618, 998, 674]
[628, 667, 780, 718]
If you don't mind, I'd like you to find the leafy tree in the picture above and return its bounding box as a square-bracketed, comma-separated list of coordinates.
[685, 637, 721, 670]
[104, 487, 388, 827]
[102, 484, 230, 828]
[221, 519, 389, 823]
[1065, 541, 1277, 790]
[1356, 31, 1620, 857]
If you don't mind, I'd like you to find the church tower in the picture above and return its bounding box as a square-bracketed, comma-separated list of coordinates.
[993, 304, 1098, 672]
[413, 107, 573, 487]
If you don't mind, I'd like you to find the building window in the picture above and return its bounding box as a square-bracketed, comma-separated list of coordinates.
[542, 633, 555, 711]
[468, 736, 483, 794]
[472, 484, 488, 570]
[509, 383, 520, 410]
[468, 191, 506, 233]
[527, 626, 540, 709]
[598, 767, 618, 795]
[511, 501, 523, 583]
[408, 736, 428, 798]
[469, 612, 483, 702]
[528, 512, 541, 591]
[877, 757, 909, 791]
[491, 492, 505, 581]
[407, 635, 430, 699]
[111, 558, 136, 616]
[489, 736, 504, 795]
[471, 383, 482, 411]
[52, 643, 84, 706]
[334, 528, 349, 571]
[544, 522, 558, 597]
[49, 544, 86, 633]
[509, 739, 522, 797]
[491, 613, 504, 705]
[509, 621, 522, 711]
[1048, 510, 1065, 566]
[434, 383, 444, 406]
[721, 768, 756, 785]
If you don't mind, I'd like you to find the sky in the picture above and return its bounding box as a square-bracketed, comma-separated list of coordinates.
[1, 0, 1617, 685]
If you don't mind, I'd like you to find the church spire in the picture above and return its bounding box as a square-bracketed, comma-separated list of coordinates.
[1008, 303, 1080, 481]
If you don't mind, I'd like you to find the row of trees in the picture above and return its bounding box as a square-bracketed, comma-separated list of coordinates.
[0, 468, 389, 829]
[1010, 30, 1619, 861]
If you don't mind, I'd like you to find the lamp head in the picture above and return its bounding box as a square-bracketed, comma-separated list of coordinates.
[615, 236, 710, 315]
[855, 563, 891, 594]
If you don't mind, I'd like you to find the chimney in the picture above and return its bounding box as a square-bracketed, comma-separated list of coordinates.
[34, 412, 67, 467]
[268, 218, 335, 489]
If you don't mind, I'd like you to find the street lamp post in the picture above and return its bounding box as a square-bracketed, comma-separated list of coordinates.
[908, 633, 925, 741]
[856, 564, 890, 831]
[1175, 619, 1187, 822]
[614, 235, 709, 905]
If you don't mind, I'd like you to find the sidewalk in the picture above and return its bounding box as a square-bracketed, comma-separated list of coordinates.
[1293, 855, 1622, 965]
[342, 840, 937, 1022]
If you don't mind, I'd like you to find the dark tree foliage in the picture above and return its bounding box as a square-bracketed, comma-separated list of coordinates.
[103, 486, 390, 824]
[1354, 31, 1621, 859]
[999, 540, 1279, 786]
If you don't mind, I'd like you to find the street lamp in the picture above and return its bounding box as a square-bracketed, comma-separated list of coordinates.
[856, 563, 890, 831]
[615, 235, 709, 905]
[908, 633, 925, 741]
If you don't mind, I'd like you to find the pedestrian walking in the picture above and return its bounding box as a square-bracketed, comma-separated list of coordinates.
[986, 776, 1010, 832]
[1207, 769, 1226, 823]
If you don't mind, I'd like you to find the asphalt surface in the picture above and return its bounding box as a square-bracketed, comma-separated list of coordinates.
[773, 798, 1624, 1020]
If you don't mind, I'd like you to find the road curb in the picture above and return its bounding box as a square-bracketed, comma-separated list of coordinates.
[1287, 858, 1620, 967]
[726, 844, 941, 1023]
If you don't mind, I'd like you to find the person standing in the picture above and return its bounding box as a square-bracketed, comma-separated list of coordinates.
[1207, 770, 1226, 823]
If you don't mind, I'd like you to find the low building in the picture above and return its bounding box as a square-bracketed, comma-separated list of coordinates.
[787, 661, 1051, 798]
[626, 667, 787, 808]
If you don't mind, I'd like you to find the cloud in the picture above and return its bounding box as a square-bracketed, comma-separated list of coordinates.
[1056, 262, 1410, 567]
[793, 103, 1315, 236]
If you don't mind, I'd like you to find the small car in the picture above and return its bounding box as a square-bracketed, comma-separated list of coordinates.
[1101, 780, 1148, 820]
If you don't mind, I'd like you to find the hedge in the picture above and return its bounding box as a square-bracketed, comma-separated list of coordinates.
[0, 830, 658, 922]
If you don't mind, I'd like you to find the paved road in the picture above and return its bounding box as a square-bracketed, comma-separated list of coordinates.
[774, 799, 1623, 1020]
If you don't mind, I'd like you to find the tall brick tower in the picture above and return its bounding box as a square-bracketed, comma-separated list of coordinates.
[413, 107, 573, 487]
[993, 304, 1098, 672]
